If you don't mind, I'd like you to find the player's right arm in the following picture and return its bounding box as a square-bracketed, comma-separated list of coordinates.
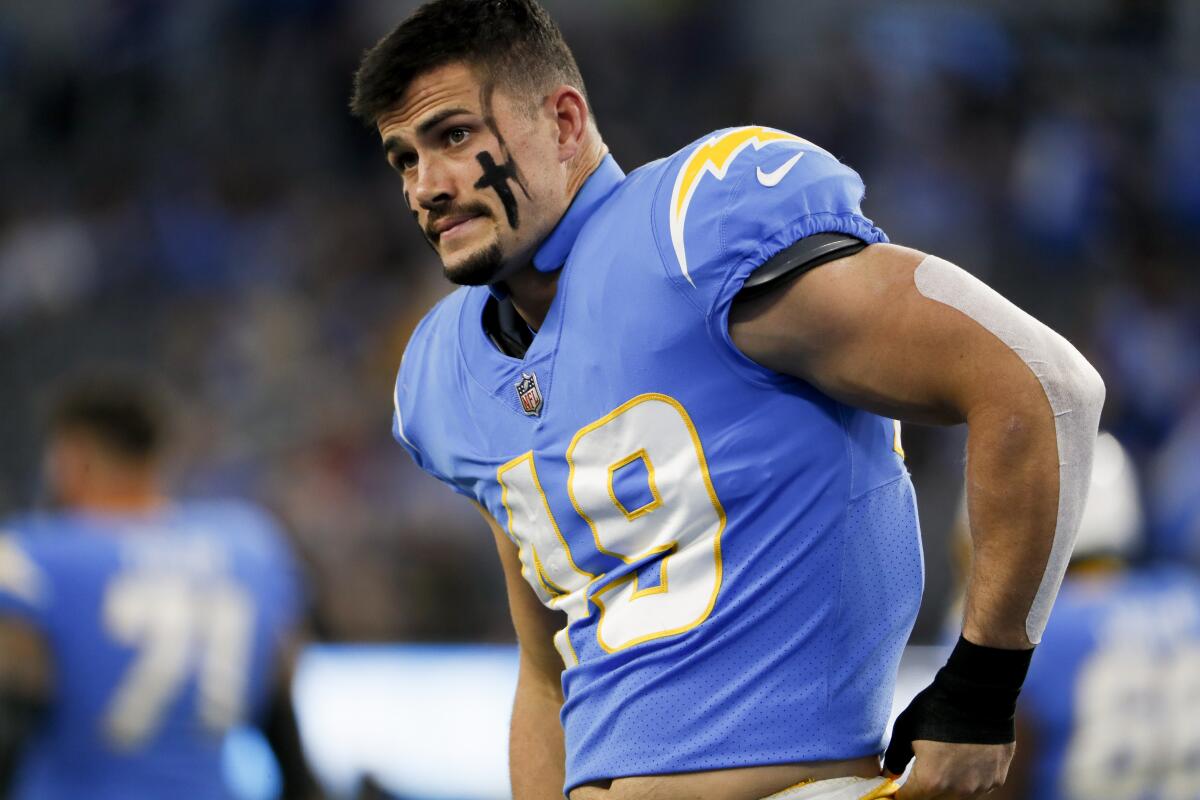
[261, 634, 325, 800]
[0, 619, 51, 799]
[475, 503, 567, 800]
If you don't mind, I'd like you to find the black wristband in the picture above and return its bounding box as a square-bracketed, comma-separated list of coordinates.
[883, 636, 1034, 774]
[944, 636, 1034, 690]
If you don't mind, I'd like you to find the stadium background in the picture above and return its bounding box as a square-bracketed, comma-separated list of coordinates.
[1, 0, 1198, 795]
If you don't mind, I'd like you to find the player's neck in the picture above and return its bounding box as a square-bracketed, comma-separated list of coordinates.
[506, 267, 560, 331]
[564, 136, 608, 203]
[71, 476, 170, 517]
[504, 138, 607, 331]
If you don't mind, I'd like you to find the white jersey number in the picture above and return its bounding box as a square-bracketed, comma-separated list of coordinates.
[498, 394, 725, 664]
[103, 573, 254, 749]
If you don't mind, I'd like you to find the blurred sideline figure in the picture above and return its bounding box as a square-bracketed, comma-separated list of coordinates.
[0, 374, 322, 800]
[951, 433, 1200, 799]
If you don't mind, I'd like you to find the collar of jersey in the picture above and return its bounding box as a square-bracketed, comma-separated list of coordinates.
[535, 154, 625, 272]
[488, 155, 624, 299]
[463, 155, 624, 412]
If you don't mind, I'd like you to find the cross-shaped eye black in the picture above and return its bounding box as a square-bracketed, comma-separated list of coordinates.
[475, 152, 521, 229]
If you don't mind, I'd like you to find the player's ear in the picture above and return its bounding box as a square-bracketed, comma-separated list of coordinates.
[546, 84, 588, 162]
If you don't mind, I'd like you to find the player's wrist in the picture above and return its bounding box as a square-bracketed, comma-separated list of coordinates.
[884, 636, 1034, 773]
[924, 635, 1034, 733]
[943, 635, 1033, 692]
[931, 636, 1033, 725]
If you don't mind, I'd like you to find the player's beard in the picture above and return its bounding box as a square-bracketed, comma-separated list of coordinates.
[425, 202, 506, 286]
[443, 241, 505, 286]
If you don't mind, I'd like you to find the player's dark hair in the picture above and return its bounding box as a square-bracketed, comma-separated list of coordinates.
[350, 0, 587, 125]
[48, 373, 167, 463]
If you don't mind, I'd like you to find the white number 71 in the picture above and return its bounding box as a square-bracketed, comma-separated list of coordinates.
[103, 572, 254, 748]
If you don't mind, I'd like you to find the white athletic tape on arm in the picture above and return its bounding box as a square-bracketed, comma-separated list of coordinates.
[914, 255, 1105, 643]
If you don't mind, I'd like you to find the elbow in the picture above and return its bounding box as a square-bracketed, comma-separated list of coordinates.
[1001, 341, 1105, 445]
[1086, 361, 1106, 420]
[1012, 343, 1105, 459]
[1060, 349, 1106, 429]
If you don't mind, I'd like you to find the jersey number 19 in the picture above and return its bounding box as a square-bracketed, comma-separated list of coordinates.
[498, 393, 726, 665]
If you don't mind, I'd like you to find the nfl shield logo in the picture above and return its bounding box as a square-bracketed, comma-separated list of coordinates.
[515, 372, 543, 416]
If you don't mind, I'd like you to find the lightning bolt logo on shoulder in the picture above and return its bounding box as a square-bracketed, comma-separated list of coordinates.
[669, 126, 816, 286]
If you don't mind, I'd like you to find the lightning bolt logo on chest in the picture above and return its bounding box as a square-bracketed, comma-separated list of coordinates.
[669, 126, 809, 286]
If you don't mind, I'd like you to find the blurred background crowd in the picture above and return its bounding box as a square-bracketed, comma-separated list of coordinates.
[2, 0, 1198, 645]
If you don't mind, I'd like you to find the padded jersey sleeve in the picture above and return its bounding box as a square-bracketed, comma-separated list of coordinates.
[0, 531, 48, 625]
[654, 126, 888, 319]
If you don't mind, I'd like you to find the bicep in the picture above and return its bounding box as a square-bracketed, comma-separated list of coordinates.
[474, 504, 564, 686]
[729, 243, 1050, 426]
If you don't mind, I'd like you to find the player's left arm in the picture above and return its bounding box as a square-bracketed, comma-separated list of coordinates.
[729, 242, 1104, 799]
[0, 619, 51, 799]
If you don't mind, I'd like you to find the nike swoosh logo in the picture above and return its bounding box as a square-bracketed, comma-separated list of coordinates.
[756, 152, 805, 187]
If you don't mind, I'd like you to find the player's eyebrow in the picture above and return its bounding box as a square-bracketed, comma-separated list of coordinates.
[382, 107, 474, 155]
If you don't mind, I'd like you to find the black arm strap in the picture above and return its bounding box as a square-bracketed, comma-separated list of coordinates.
[0, 690, 46, 798]
[738, 233, 867, 301]
[483, 233, 866, 357]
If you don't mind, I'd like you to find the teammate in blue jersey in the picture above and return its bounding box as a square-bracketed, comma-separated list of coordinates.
[350, 2, 1106, 798]
[0, 376, 322, 800]
[987, 434, 1200, 800]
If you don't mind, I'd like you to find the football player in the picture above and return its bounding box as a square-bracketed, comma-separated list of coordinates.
[0, 375, 322, 800]
[349, 2, 1105, 798]
[986, 433, 1200, 799]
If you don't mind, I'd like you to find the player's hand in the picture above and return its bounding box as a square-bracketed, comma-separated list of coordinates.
[885, 637, 1030, 797]
[892, 740, 1013, 799]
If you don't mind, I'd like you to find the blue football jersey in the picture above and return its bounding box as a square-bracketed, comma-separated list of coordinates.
[1020, 566, 1200, 800]
[0, 501, 304, 800]
[394, 126, 923, 791]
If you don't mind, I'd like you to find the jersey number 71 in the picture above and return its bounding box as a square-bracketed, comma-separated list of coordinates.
[103, 572, 254, 748]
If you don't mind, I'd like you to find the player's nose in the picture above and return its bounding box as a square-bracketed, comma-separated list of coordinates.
[413, 157, 456, 210]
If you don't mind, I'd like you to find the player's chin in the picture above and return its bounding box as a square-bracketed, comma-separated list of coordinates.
[442, 241, 506, 287]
